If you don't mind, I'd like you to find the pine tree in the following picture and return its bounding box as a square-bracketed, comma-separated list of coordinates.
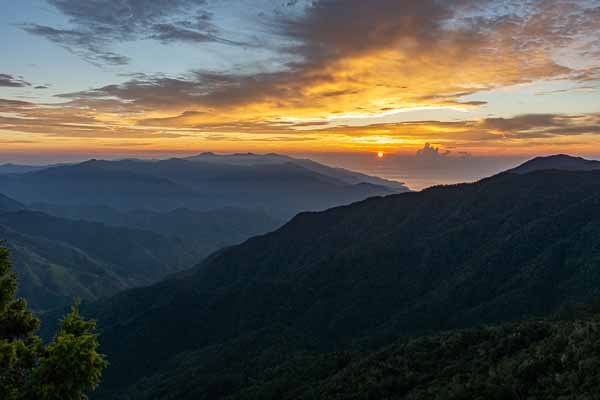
[0, 244, 107, 399]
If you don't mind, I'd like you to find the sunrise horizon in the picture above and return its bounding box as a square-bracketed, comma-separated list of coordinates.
[2, 0, 599, 168]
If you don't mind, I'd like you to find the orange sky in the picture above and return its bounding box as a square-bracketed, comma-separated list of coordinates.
[1, 0, 599, 160]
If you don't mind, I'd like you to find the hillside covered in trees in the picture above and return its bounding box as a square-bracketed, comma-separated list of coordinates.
[0, 195, 280, 311]
[126, 310, 600, 400]
[57, 162, 600, 398]
[0, 245, 106, 399]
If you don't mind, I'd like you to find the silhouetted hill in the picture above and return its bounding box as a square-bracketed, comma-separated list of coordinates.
[0, 161, 195, 211]
[70, 168, 600, 398]
[509, 154, 600, 174]
[184, 152, 408, 190]
[0, 155, 405, 218]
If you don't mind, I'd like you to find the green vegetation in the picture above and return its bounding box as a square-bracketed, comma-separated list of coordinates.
[30, 204, 282, 256]
[0, 204, 279, 311]
[11, 158, 600, 398]
[78, 169, 600, 397]
[122, 314, 600, 400]
[0, 245, 106, 399]
[0, 210, 204, 311]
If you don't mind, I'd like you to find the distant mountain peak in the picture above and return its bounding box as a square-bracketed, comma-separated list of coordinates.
[508, 154, 600, 174]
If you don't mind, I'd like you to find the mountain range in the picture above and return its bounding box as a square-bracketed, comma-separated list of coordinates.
[0, 153, 406, 311]
[0, 153, 407, 218]
[37, 154, 600, 399]
[0, 198, 280, 311]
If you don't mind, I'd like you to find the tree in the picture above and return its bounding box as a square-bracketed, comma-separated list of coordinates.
[0, 244, 107, 399]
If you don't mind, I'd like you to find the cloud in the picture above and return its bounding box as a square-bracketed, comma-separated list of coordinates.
[281, 112, 600, 151]
[21, 0, 249, 65]
[0, 73, 31, 88]
[0, 98, 38, 115]
[138, 111, 208, 126]
[0, 99, 188, 139]
[2, 90, 600, 154]
[6, 0, 600, 155]
[534, 86, 596, 96]
[416, 143, 451, 160]
[479, 114, 600, 139]
[481, 114, 562, 133]
[54, 0, 592, 122]
[22, 24, 131, 65]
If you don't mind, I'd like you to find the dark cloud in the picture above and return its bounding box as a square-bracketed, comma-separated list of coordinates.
[408, 142, 474, 170]
[51, 0, 576, 114]
[279, 0, 454, 63]
[298, 113, 600, 144]
[474, 113, 600, 139]
[477, 113, 600, 139]
[48, 0, 206, 27]
[481, 114, 563, 132]
[51, 0, 473, 105]
[149, 24, 219, 44]
[56, 69, 311, 110]
[148, 12, 249, 46]
[13, 0, 600, 149]
[139, 110, 208, 126]
[21, 24, 130, 66]
[0, 73, 31, 88]
[416, 142, 451, 160]
[22, 0, 245, 65]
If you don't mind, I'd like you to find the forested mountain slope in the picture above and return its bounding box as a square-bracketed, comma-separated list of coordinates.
[127, 312, 600, 400]
[76, 167, 600, 397]
[0, 208, 204, 310]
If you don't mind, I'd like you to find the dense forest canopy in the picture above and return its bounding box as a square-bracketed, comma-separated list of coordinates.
[0, 245, 106, 399]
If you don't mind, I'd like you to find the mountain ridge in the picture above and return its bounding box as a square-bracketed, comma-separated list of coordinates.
[0, 154, 405, 217]
[66, 166, 600, 397]
[508, 154, 600, 174]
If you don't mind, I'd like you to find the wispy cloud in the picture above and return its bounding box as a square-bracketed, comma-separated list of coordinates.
[0, 73, 31, 88]
[4, 0, 600, 155]
[53, 0, 596, 122]
[21, 0, 252, 66]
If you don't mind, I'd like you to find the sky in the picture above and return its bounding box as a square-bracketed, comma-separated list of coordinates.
[1, 0, 600, 170]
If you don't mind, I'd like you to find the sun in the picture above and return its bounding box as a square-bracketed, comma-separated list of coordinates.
[377, 151, 384, 158]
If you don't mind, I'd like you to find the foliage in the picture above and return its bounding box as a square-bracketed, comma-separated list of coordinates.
[122, 316, 600, 400]
[89, 169, 600, 396]
[295, 317, 600, 400]
[0, 191, 280, 311]
[0, 208, 214, 311]
[0, 245, 106, 399]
